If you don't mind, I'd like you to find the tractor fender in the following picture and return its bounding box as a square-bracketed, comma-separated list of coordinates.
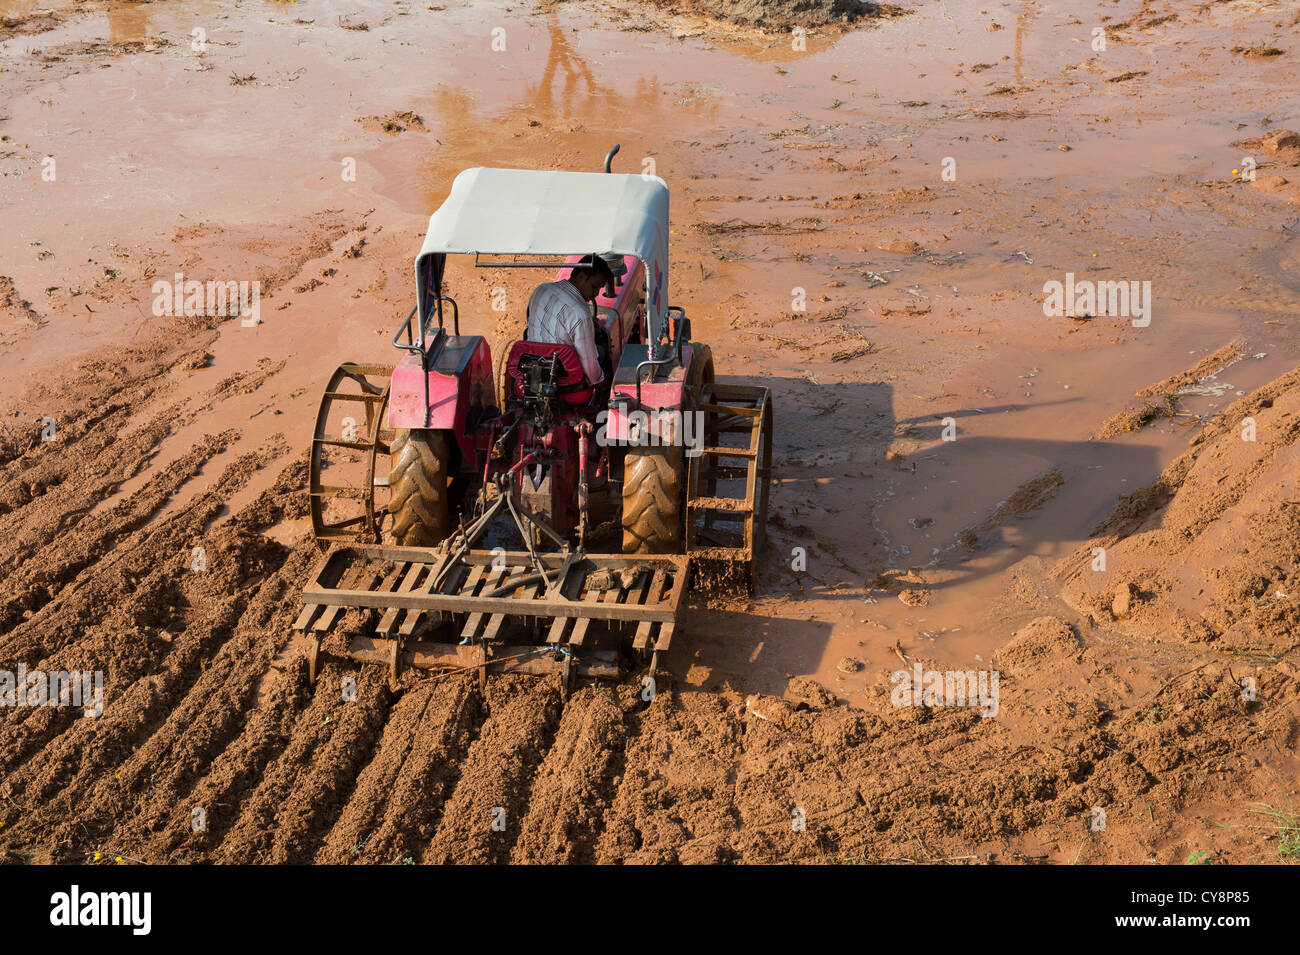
[387, 335, 493, 462]
[602, 342, 703, 452]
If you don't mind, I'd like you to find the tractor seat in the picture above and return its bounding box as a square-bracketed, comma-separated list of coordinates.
[506, 341, 595, 405]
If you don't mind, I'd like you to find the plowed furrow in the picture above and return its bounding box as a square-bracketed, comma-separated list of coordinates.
[0, 444, 285, 779]
[48, 547, 316, 857]
[425, 675, 562, 864]
[596, 689, 744, 864]
[317, 676, 482, 864]
[215, 664, 392, 864]
[141, 660, 310, 863]
[510, 685, 626, 864]
[0, 600, 246, 857]
[0, 429, 239, 648]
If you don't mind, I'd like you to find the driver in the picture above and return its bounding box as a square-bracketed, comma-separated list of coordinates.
[525, 253, 614, 386]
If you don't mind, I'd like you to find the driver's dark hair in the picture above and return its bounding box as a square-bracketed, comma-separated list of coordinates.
[569, 253, 615, 286]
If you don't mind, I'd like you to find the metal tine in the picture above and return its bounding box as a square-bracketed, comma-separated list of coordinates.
[461, 564, 507, 642]
[630, 569, 653, 606]
[654, 621, 676, 653]
[568, 576, 611, 647]
[639, 572, 669, 646]
[293, 603, 325, 631]
[570, 566, 639, 647]
[633, 620, 656, 650]
[400, 561, 468, 636]
[315, 566, 383, 631]
[481, 566, 529, 643]
[546, 564, 586, 644]
[377, 562, 424, 635]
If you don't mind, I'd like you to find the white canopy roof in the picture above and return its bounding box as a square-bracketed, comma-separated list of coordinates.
[416, 167, 671, 345]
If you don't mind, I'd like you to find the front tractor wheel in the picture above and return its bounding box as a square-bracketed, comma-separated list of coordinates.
[622, 444, 684, 554]
[389, 429, 453, 546]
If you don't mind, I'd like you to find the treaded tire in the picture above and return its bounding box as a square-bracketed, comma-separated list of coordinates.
[622, 444, 683, 554]
[389, 429, 452, 546]
[620, 342, 712, 555]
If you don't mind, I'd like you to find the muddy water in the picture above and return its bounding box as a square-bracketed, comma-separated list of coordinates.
[2, 0, 1299, 697]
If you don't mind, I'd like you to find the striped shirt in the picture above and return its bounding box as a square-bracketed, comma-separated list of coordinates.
[525, 280, 604, 384]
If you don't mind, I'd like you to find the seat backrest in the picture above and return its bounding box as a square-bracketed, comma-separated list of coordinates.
[506, 341, 592, 404]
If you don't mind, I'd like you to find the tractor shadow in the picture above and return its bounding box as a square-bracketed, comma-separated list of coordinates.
[675, 607, 836, 697]
[719, 372, 1163, 603]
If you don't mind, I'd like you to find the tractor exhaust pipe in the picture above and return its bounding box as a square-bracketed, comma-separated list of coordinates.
[603, 144, 620, 173]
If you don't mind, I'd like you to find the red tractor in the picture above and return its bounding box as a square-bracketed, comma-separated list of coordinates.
[300, 149, 772, 692]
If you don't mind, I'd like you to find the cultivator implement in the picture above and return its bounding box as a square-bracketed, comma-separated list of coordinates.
[294, 544, 689, 694]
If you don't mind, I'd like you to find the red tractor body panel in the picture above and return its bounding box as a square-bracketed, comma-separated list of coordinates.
[387, 334, 493, 462]
[604, 342, 702, 447]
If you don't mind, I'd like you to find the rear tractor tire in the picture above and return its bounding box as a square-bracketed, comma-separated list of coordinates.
[389, 429, 453, 547]
[622, 444, 684, 554]
[620, 342, 712, 555]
